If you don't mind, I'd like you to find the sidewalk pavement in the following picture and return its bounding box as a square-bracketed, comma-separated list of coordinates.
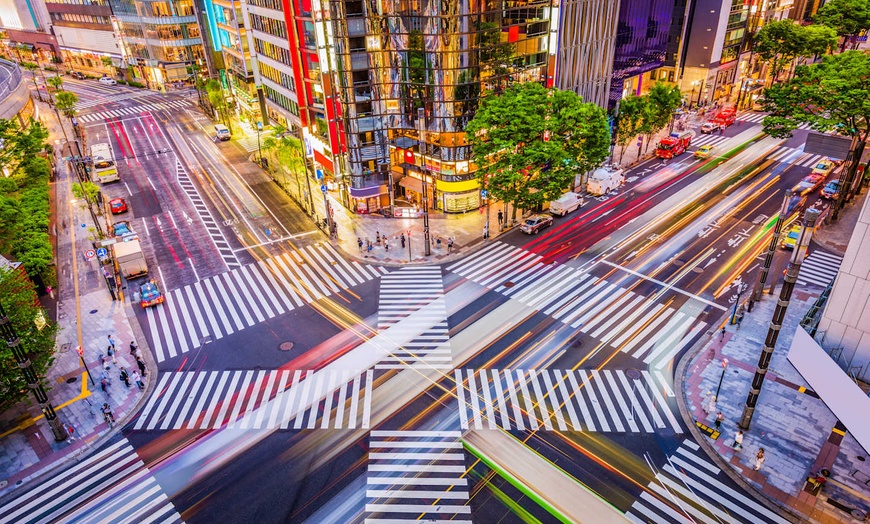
[0, 101, 154, 501]
[678, 292, 870, 521]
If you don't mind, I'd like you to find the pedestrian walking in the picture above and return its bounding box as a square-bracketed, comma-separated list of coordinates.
[119, 367, 131, 388]
[497, 210, 504, 227]
[357, 237, 363, 251]
[136, 356, 146, 376]
[131, 370, 144, 390]
[101, 403, 114, 427]
[129, 341, 138, 355]
[65, 423, 77, 443]
[706, 395, 717, 416]
[754, 448, 765, 471]
[720, 326, 726, 341]
[107, 335, 116, 350]
[436, 237, 442, 249]
[702, 391, 713, 414]
[384, 239, 389, 251]
[376, 231, 381, 245]
[400, 233, 406, 248]
[715, 411, 724, 430]
[367, 240, 373, 254]
[100, 377, 109, 393]
[100, 353, 110, 370]
[733, 430, 744, 450]
[107, 345, 116, 364]
[483, 225, 489, 239]
[447, 238, 454, 252]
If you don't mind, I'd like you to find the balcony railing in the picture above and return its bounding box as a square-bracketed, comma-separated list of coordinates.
[0, 59, 24, 104]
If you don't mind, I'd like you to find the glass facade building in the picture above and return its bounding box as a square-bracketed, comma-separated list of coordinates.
[329, 0, 552, 213]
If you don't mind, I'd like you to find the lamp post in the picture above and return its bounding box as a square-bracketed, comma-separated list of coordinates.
[0, 304, 68, 441]
[749, 192, 791, 312]
[416, 107, 432, 256]
[256, 120, 263, 165]
[729, 279, 747, 324]
[715, 358, 729, 399]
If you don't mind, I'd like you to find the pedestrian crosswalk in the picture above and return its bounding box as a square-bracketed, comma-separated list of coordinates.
[691, 134, 730, 148]
[133, 369, 374, 430]
[74, 90, 155, 110]
[143, 245, 388, 362]
[625, 439, 790, 523]
[235, 135, 264, 153]
[77, 100, 192, 123]
[377, 267, 452, 370]
[0, 439, 183, 523]
[365, 430, 471, 523]
[797, 250, 843, 287]
[766, 146, 827, 168]
[447, 242, 707, 369]
[175, 160, 240, 270]
[454, 368, 682, 434]
[737, 111, 814, 131]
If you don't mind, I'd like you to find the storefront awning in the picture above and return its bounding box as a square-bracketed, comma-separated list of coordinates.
[350, 185, 385, 198]
[399, 176, 423, 194]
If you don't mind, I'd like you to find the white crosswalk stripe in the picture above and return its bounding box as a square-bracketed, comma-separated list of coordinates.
[365, 430, 471, 523]
[174, 160, 240, 270]
[690, 134, 730, 148]
[74, 91, 155, 109]
[235, 136, 264, 153]
[625, 440, 790, 523]
[455, 368, 682, 434]
[377, 267, 452, 370]
[767, 146, 801, 163]
[737, 111, 767, 123]
[133, 369, 373, 430]
[796, 250, 843, 287]
[144, 246, 388, 362]
[77, 100, 192, 122]
[799, 154, 824, 168]
[447, 242, 707, 368]
[0, 439, 183, 523]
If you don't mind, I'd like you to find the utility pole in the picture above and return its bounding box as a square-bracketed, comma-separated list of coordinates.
[0, 304, 68, 441]
[740, 208, 820, 430]
[748, 192, 790, 312]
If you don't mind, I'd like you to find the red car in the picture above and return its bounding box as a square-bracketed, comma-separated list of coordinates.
[109, 198, 128, 214]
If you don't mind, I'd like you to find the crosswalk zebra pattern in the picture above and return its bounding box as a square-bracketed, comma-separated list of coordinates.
[447, 242, 707, 369]
[0, 439, 183, 524]
[175, 160, 240, 270]
[74, 90, 155, 110]
[365, 430, 471, 523]
[144, 244, 388, 362]
[133, 369, 374, 431]
[766, 147, 827, 169]
[377, 267, 452, 370]
[455, 368, 682, 434]
[737, 111, 814, 131]
[690, 134, 730, 148]
[796, 250, 843, 287]
[235, 135, 266, 153]
[625, 439, 789, 523]
[77, 100, 192, 123]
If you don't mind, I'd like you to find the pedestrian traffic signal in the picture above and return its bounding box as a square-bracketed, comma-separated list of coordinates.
[76, 345, 83, 356]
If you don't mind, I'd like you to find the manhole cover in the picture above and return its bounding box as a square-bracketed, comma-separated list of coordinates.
[857, 456, 866, 462]
[279, 342, 295, 351]
[692, 267, 704, 273]
[572, 338, 583, 348]
[66, 376, 78, 384]
[89, 309, 98, 314]
[626, 369, 642, 380]
[503, 282, 515, 288]
[0, 480, 6, 488]
[673, 260, 685, 267]
[60, 343, 71, 353]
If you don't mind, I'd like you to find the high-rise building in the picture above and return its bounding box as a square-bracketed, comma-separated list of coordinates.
[0, 0, 58, 59]
[46, 0, 124, 77]
[108, 0, 205, 88]
[329, 0, 552, 214]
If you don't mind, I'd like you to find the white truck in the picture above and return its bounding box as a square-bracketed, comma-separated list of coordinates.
[113, 239, 148, 279]
[586, 166, 625, 197]
[548, 192, 585, 216]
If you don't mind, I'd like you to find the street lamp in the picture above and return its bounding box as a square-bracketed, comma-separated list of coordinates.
[715, 358, 729, 399]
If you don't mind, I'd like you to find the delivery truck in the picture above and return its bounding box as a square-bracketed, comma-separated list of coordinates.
[114, 239, 148, 279]
[586, 165, 625, 196]
[548, 192, 585, 216]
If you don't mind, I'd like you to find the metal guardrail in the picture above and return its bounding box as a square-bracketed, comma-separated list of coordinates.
[0, 58, 24, 104]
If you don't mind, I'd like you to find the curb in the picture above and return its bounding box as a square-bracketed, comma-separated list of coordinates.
[674, 305, 804, 524]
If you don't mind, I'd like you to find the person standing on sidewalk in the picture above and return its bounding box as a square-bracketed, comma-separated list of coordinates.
[720, 326, 726, 341]
[733, 430, 744, 450]
[131, 370, 144, 390]
[754, 448, 765, 470]
[136, 356, 147, 376]
[107, 345, 116, 364]
[119, 367, 131, 388]
[129, 341, 138, 356]
[101, 403, 114, 427]
[108, 335, 116, 351]
[400, 233, 406, 249]
[357, 237, 363, 252]
[715, 411, 724, 430]
[447, 238, 454, 252]
[497, 210, 504, 228]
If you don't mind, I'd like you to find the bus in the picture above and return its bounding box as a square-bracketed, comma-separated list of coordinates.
[90, 143, 119, 183]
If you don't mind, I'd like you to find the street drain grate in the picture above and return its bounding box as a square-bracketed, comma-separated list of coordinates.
[66, 376, 78, 384]
[280, 342, 295, 351]
[503, 282, 515, 288]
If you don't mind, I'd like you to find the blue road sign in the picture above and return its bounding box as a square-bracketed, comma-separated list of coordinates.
[320, 184, 328, 193]
[81, 223, 86, 228]
[316, 169, 324, 180]
[96, 247, 108, 258]
[480, 189, 488, 198]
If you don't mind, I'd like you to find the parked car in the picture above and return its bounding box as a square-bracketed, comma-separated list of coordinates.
[112, 221, 134, 237]
[70, 71, 86, 80]
[548, 192, 585, 216]
[811, 158, 835, 177]
[520, 214, 554, 234]
[780, 224, 802, 250]
[792, 174, 826, 196]
[140, 280, 164, 308]
[109, 198, 128, 214]
[99, 76, 117, 85]
[694, 145, 715, 159]
[214, 124, 231, 141]
[820, 180, 841, 200]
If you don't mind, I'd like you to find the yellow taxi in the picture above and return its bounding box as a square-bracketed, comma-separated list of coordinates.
[694, 145, 714, 159]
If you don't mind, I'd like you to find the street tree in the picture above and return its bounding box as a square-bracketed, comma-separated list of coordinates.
[45, 74, 63, 92]
[613, 95, 648, 163]
[643, 82, 683, 150]
[0, 266, 58, 410]
[754, 20, 838, 83]
[814, 0, 870, 51]
[761, 50, 870, 140]
[466, 82, 610, 221]
[0, 119, 49, 173]
[21, 62, 43, 102]
[54, 91, 78, 120]
[205, 79, 231, 131]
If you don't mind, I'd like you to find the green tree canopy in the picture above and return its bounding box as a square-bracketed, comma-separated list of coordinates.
[754, 20, 838, 82]
[466, 82, 610, 216]
[0, 267, 57, 410]
[814, 0, 870, 50]
[45, 75, 63, 91]
[760, 50, 870, 140]
[54, 91, 78, 119]
[0, 119, 49, 173]
[613, 95, 648, 161]
[644, 82, 683, 133]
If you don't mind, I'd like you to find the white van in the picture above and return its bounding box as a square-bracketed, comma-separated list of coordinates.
[548, 192, 585, 216]
[214, 124, 231, 141]
[586, 166, 625, 196]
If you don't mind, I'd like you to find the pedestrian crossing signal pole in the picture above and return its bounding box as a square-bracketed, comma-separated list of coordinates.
[76, 345, 95, 386]
[748, 192, 790, 313]
[406, 229, 412, 262]
[740, 208, 819, 430]
[0, 304, 68, 442]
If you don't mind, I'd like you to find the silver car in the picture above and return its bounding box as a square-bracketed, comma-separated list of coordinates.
[520, 214, 554, 234]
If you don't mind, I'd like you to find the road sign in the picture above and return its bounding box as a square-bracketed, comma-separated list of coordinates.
[480, 189, 488, 198]
[84, 249, 96, 260]
[76, 346, 83, 356]
[316, 169, 324, 180]
[320, 184, 328, 193]
[81, 223, 86, 228]
[96, 247, 108, 258]
[637, 137, 643, 147]
[256, 121, 263, 131]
